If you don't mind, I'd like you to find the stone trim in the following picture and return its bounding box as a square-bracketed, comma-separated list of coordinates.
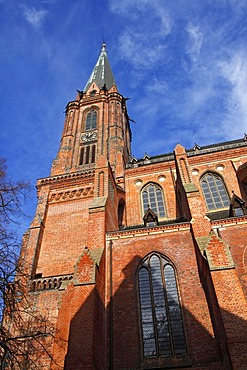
[107, 222, 190, 240]
[126, 138, 246, 169]
[38, 169, 95, 186]
[49, 186, 94, 203]
[30, 274, 73, 291]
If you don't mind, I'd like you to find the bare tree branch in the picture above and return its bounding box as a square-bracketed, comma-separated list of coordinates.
[0, 158, 64, 369]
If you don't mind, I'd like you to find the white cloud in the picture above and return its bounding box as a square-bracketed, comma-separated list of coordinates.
[119, 30, 168, 68]
[109, 0, 152, 17]
[185, 23, 203, 63]
[23, 7, 48, 28]
[110, 0, 172, 70]
[219, 52, 247, 134]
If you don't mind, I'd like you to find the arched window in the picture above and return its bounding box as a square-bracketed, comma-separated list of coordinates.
[200, 172, 229, 210]
[118, 199, 125, 229]
[141, 183, 166, 218]
[138, 254, 187, 358]
[85, 110, 97, 130]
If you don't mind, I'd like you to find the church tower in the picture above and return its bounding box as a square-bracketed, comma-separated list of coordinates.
[26, 42, 131, 278]
[51, 42, 131, 181]
[10, 43, 247, 370]
[20, 43, 132, 368]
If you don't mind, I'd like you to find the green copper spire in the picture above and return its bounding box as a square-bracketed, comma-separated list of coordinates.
[84, 43, 117, 92]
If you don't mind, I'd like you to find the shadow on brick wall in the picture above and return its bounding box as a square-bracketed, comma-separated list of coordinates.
[62, 254, 246, 370]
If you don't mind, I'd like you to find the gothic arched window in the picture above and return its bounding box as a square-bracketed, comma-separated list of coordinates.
[141, 183, 166, 218]
[138, 254, 187, 358]
[200, 172, 229, 210]
[85, 110, 97, 131]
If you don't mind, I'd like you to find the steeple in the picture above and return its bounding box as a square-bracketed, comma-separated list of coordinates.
[50, 43, 131, 178]
[84, 43, 117, 92]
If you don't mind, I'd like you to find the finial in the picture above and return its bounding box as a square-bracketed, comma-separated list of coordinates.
[102, 42, 106, 51]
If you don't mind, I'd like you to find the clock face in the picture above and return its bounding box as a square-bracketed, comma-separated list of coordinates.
[81, 131, 97, 142]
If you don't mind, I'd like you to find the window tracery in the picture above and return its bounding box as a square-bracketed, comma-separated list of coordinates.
[138, 253, 187, 358]
[141, 183, 166, 218]
[85, 110, 97, 131]
[200, 172, 229, 210]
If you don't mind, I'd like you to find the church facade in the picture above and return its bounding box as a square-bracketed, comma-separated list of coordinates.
[19, 44, 247, 369]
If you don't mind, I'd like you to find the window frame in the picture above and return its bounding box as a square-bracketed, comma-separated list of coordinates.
[78, 144, 97, 166]
[138, 253, 187, 360]
[200, 172, 230, 211]
[141, 183, 167, 220]
[85, 109, 97, 131]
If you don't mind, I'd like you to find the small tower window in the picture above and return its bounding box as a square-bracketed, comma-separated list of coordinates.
[85, 110, 97, 131]
[138, 254, 187, 358]
[78, 145, 96, 166]
[91, 144, 96, 163]
[85, 146, 90, 164]
[200, 172, 229, 210]
[141, 183, 166, 219]
[79, 147, 84, 165]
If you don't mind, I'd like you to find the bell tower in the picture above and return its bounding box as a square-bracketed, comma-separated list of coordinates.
[18, 45, 132, 368]
[51, 43, 131, 184]
[25, 42, 132, 279]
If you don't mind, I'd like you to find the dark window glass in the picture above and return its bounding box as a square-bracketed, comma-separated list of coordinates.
[86, 110, 97, 131]
[234, 207, 244, 216]
[141, 184, 166, 218]
[91, 144, 96, 163]
[201, 173, 229, 210]
[85, 146, 90, 164]
[79, 147, 84, 165]
[138, 254, 187, 358]
[79, 145, 96, 165]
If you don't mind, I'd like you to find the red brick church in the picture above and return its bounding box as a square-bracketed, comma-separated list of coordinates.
[18, 44, 247, 369]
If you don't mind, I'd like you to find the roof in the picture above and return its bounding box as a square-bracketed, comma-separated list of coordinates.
[126, 137, 247, 169]
[84, 43, 116, 92]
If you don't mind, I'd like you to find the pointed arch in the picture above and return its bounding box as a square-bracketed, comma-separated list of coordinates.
[200, 172, 229, 210]
[85, 109, 97, 131]
[141, 182, 166, 219]
[118, 198, 125, 229]
[138, 253, 187, 358]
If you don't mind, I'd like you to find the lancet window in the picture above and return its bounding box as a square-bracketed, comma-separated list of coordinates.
[141, 183, 166, 218]
[200, 172, 229, 210]
[85, 110, 97, 131]
[138, 253, 187, 358]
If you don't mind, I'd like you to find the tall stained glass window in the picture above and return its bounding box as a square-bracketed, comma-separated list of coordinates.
[138, 254, 187, 358]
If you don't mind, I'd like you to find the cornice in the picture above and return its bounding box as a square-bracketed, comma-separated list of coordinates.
[126, 161, 174, 177]
[106, 221, 190, 240]
[49, 186, 94, 203]
[187, 139, 247, 157]
[37, 169, 95, 187]
[30, 274, 73, 292]
[188, 150, 247, 165]
[211, 215, 247, 228]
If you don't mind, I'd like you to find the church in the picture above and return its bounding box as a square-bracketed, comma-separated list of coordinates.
[16, 43, 247, 369]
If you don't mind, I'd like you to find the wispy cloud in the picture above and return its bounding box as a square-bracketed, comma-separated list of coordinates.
[219, 51, 247, 134]
[109, 0, 247, 151]
[110, 0, 172, 71]
[23, 7, 48, 28]
[185, 23, 203, 63]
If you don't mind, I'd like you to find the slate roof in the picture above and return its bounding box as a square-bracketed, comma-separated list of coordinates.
[84, 43, 116, 92]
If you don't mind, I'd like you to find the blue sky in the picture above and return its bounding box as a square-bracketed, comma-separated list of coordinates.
[1, 0, 247, 234]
